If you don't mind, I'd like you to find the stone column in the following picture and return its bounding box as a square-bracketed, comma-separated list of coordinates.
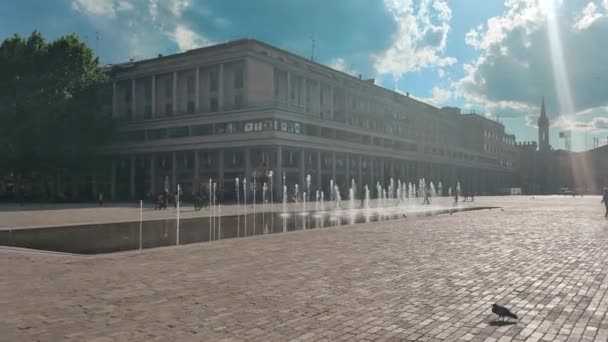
[345, 154, 350, 183]
[331, 151, 337, 182]
[302, 78, 307, 112]
[151, 75, 156, 118]
[369, 158, 375, 189]
[314, 81, 321, 117]
[390, 159, 395, 182]
[130, 156, 136, 199]
[171, 152, 177, 192]
[150, 155, 157, 195]
[110, 160, 117, 200]
[380, 158, 385, 187]
[244, 147, 251, 182]
[358, 155, 363, 188]
[286, 71, 291, 107]
[318, 81, 323, 118]
[218, 150, 224, 189]
[316, 150, 322, 192]
[112, 81, 117, 117]
[218, 64, 224, 110]
[193, 151, 200, 195]
[299, 148, 306, 189]
[131, 79, 136, 119]
[330, 86, 334, 120]
[276, 146, 283, 200]
[172, 71, 178, 115]
[195, 67, 200, 112]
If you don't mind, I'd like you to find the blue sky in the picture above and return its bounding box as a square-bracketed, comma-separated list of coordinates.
[2, 0, 607, 151]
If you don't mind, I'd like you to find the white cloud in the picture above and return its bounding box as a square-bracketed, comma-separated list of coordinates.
[71, 0, 223, 60]
[431, 86, 452, 103]
[328, 58, 358, 76]
[171, 25, 213, 52]
[454, 0, 608, 126]
[373, 0, 457, 79]
[574, 2, 605, 31]
[117, 1, 134, 12]
[72, 0, 115, 17]
[414, 86, 452, 106]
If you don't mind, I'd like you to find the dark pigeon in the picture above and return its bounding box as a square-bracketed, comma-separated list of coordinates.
[492, 304, 518, 321]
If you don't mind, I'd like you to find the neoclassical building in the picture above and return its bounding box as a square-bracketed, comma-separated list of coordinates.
[100, 39, 518, 201]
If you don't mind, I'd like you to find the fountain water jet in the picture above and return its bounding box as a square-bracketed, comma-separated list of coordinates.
[235, 177, 240, 237]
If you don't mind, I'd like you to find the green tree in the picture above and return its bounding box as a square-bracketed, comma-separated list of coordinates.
[0, 31, 114, 196]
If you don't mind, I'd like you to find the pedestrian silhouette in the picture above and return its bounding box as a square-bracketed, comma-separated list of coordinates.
[601, 188, 608, 218]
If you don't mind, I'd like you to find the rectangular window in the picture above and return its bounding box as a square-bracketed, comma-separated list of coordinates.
[274, 70, 280, 97]
[234, 65, 244, 89]
[263, 120, 273, 131]
[231, 152, 241, 166]
[168, 126, 188, 138]
[127, 131, 145, 141]
[165, 103, 172, 116]
[210, 70, 218, 92]
[165, 79, 172, 98]
[226, 122, 241, 133]
[191, 124, 213, 136]
[203, 152, 212, 167]
[144, 81, 151, 100]
[210, 98, 218, 112]
[234, 94, 243, 109]
[144, 104, 152, 119]
[214, 123, 226, 134]
[187, 101, 195, 114]
[244, 123, 253, 132]
[187, 76, 195, 97]
[183, 153, 193, 170]
[125, 87, 132, 102]
[146, 129, 161, 140]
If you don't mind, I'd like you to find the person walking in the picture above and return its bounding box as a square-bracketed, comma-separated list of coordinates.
[601, 188, 608, 218]
[98, 192, 104, 206]
[453, 190, 459, 207]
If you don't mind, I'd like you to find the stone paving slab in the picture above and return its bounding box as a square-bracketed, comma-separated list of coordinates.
[1, 196, 607, 341]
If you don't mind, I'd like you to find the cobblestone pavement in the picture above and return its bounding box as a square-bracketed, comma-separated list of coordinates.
[2, 196, 608, 341]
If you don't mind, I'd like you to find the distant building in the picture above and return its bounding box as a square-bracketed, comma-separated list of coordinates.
[517, 98, 608, 194]
[553, 144, 608, 194]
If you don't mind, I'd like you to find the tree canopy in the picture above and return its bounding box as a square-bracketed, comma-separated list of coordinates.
[0, 31, 114, 175]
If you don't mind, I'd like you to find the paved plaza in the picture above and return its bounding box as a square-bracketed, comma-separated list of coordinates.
[2, 196, 608, 341]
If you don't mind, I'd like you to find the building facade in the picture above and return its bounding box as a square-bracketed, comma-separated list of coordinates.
[99, 39, 518, 201]
[517, 98, 608, 195]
